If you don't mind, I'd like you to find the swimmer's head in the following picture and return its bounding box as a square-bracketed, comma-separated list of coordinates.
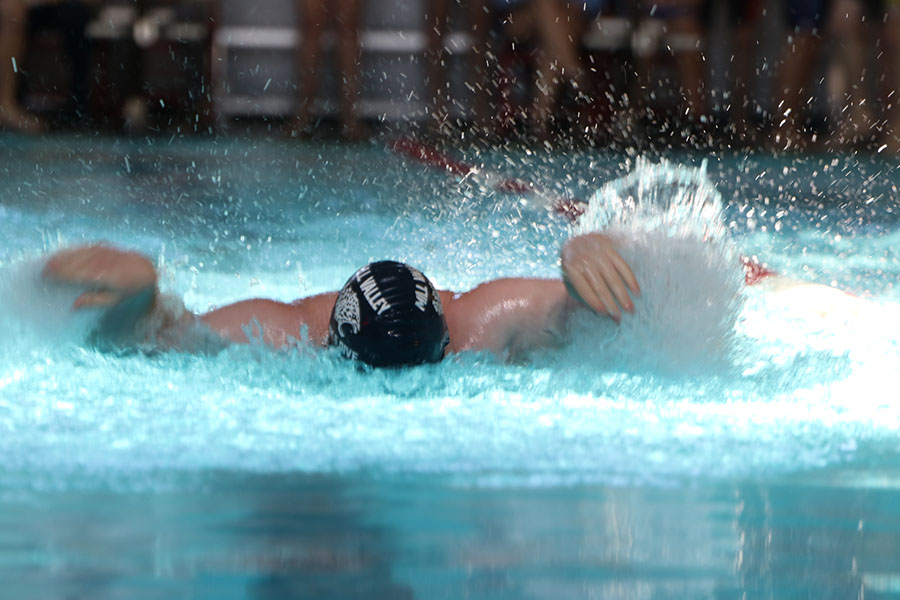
[328, 261, 449, 368]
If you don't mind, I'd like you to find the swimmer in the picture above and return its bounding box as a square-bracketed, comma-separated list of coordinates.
[40, 233, 640, 366]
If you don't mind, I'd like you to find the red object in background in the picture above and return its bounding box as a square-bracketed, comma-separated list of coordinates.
[390, 137, 585, 220]
[390, 138, 472, 178]
[391, 138, 780, 286]
[741, 255, 777, 286]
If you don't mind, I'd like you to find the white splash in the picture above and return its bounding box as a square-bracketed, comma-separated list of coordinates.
[567, 159, 744, 373]
[574, 158, 729, 242]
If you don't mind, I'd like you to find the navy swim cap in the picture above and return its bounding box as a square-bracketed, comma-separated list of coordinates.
[328, 261, 449, 368]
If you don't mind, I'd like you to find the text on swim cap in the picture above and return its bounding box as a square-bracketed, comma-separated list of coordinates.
[334, 337, 359, 361]
[357, 266, 392, 315]
[411, 268, 429, 312]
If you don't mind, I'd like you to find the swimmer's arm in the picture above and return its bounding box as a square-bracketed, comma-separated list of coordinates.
[443, 279, 578, 357]
[42, 244, 199, 348]
[199, 292, 338, 348]
[42, 244, 159, 308]
[560, 233, 640, 322]
[445, 234, 639, 357]
[41, 245, 339, 351]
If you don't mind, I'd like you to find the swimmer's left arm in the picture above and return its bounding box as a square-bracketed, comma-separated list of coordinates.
[445, 233, 640, 358]
[444, 278, 577, 357]
[560, 233, 640, 322]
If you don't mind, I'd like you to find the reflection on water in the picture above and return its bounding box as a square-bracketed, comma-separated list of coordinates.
[2, 471, 898, 599]
[0, 473, 414, 600]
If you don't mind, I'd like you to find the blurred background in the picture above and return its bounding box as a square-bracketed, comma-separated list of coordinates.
[3, 0, 898, 152]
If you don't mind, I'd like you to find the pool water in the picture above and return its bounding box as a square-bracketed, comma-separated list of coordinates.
[1, 134, 900, 598]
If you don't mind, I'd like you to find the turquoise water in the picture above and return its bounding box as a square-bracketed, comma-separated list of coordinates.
[1, 135, 900, 598]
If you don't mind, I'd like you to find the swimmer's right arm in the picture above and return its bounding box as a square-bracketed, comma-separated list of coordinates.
[41, 244, 196, 348]
[42, 244, 159, 309]
[41, 245, 330, 351]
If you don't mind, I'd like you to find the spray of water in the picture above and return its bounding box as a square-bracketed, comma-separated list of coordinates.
[562, 159, 745, 374]
[0, 257, 100, 347]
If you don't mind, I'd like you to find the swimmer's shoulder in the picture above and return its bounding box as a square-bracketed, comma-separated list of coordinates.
[438, 279, 570, 355]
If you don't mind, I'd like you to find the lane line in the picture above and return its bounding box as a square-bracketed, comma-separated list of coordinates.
[389, 137, 775, 285]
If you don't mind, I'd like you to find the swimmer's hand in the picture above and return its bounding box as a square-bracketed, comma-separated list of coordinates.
[42, 244, 158, 309]
[561, 233, 640, 322]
